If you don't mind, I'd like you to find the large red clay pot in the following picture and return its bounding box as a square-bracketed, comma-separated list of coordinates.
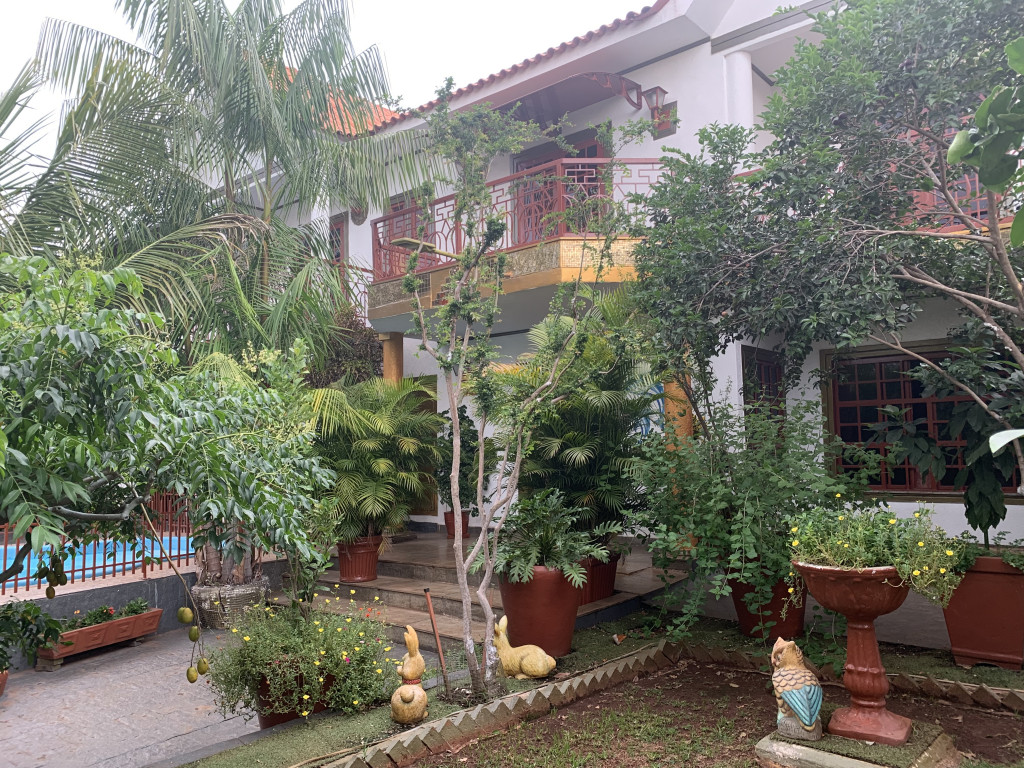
[443, 512, 469, 540]
[337, 536, 382, 583]
[255, 672, 335, 729]
[794, 562, 911, 746]
[729, 578, 806, 640]
[943, 556, 1024, 669]
[578, 555, 620, 605]
[0, 669, 8, 698]
[499, 566, 582, 658]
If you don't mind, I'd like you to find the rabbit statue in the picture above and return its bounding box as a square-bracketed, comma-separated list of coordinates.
[391, 625, 429, 724]
[494, 615, 556, 679]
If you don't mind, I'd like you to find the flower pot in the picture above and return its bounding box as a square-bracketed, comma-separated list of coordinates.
[729, 577, 806, 640]
[443, 511, 469, 539]
[337, 536, 382, 583]
[794, 562, 911, 746]
[36, 609, 164, 665]
[192, 579, 269, 630]
[578, 554, 620, 605]
[499, 566, 581, 658]
[0, 669, 8, 698]
[255, 672, 334, 729]
[943, 556, 1024, 669]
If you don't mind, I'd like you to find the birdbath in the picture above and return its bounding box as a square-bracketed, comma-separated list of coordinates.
[793, 562, 912, 746]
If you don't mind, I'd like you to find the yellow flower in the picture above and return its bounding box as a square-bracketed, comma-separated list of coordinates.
[314, 620, 320, 625]
[314, 660, 320, 666]
[791, 526, 799, 533]
[318, 628, 324, 633]
[319, 677, 324, 682]
[299, 598, 304, 602]
[940, 568, 947, 574]
[353, 700, 359, 706]
[917, 541, 924, 547]
[946, 550, 955, 556]
[374, 596, 380, 602]
[835, 493, 842, 498]
[243, 636, 250, 642]
[231, 628, 238, 633]
[273, 597, 279, 601]
[359, 632, 364, 637]
[376, 669, 382, 674]
[787, 587, 794, 594]
[303, 694, 310, 700]
[914, 512, 921, 518]
[355, 646, 360, 651]
[923, 565, 929, 571]
[301, 710, 309, 717]
[350, 589, 356, 595]
[913, 570, 921, 576]
[337, 628, 342, 632]
[888, 519, 897, 525]
[844, 543, 850, 548]
[320, 650, 326, 655]
[838, 516, 844, 521]
[334, 584, 340, 588]
[346, 618, 352, 623]
[213, 601, 220, 606]
[384, 647, 392, 652]
[791, 540, 800, 547]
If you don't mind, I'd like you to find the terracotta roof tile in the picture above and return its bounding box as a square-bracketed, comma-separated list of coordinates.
[375, 0, 670, 131]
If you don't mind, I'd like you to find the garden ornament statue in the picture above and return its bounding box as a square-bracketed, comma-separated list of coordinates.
[495, 615, 556, 679]
[391, 625, 428, 724]
[771, 638, 823, 741]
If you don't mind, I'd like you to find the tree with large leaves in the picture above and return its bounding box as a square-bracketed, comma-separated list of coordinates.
[10, 0, 423, 363]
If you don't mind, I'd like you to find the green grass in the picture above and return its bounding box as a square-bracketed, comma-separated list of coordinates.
[774, 705, 944, 768]
[681, 616, 1024, 690]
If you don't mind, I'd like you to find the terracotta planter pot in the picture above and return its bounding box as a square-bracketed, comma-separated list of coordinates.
[499, 566, 582, 658]
[729, 578, 806, 640]
[794, 562, 911, 746]
[255, 672, 335, 729]
[443, 511, 469, 539]
[943, 556, 1024, 669]
[578, 555, 620, 605]
[37, 609, 164, 664]
[337, 536, 382, 583]
[0, 669, 8, 698]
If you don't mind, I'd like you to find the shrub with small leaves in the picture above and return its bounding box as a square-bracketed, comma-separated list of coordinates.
[208, 600, 393, 719]
[789, 504, 965, 606]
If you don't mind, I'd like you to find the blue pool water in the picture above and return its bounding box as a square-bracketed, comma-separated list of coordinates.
[1, 535, 193, 588]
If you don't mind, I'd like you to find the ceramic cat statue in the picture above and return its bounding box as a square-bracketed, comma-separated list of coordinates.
[771, 637, 823, 741]
[391, 625, 428, 724]
[495, 615, 556, 679]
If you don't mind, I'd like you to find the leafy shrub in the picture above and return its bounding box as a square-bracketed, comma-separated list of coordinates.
[61, 599, 151, 630]
[0, 601, 62, 671]
[209, 600, 394, 719]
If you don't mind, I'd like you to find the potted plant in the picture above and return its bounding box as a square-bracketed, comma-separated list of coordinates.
[519, 336, 659, 604]
[208, 600, 393, 728]
[36, 598, 163, 669]
[435, 406, 495, 539]
[632, 398, 865, 640]
[0, 601, 62, 694]
[790, 503, 964, 746]
[313, 377, 443, 581]
[485, 490, 620, 658]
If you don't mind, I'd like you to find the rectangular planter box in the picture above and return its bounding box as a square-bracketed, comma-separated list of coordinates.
[37, 609, 164, 665]
[943, 556, 1024, 669]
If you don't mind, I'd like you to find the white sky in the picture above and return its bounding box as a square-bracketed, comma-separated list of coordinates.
[1, 0, 640, 155]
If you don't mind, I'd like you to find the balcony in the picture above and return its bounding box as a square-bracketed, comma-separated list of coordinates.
[370, 157, 663, 284]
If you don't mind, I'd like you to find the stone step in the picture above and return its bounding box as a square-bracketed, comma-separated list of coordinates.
[319, 572, 499, 622]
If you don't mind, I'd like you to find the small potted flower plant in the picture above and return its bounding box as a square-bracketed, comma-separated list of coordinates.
[789, 503, 963, 747]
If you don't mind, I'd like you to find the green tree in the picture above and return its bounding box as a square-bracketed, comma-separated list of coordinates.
[634, 0, 1024, 541]
[10, 0, 421, 363]
[0, 254, 333, 588]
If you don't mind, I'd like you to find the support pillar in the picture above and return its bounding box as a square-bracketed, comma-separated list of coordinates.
[379, 332, 405, 384]
[663, 380, 694, 440]
[724, 50, 755, 130]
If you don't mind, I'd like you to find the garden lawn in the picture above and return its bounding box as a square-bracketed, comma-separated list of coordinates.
[415, 661, 1024, 768]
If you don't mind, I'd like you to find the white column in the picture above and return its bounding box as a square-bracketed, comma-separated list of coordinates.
[724, 50, 755, 129]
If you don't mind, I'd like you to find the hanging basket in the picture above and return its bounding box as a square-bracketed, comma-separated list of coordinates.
[191, 578, 269, 629]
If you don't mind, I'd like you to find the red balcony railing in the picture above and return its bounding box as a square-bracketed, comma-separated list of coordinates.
[371, 158, 663, 282]
[0, 493, 193, 596]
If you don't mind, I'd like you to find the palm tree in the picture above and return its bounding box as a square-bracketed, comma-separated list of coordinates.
[20, 0, 425, 362]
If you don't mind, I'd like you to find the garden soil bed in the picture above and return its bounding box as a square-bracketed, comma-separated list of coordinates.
[414, 660, 1024, 768]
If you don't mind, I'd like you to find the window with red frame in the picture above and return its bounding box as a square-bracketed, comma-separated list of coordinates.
[742, 346, 785, 412]
[329, 215, 346, 268]
[830, 352, 976, 492]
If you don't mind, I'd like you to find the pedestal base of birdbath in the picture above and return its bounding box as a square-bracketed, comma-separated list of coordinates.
[793, 562, 912, 747]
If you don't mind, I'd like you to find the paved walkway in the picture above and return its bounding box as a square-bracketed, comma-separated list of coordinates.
[0, 630, 259, 768]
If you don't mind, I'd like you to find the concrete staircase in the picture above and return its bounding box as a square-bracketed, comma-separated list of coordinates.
[308, 534, 686, 657]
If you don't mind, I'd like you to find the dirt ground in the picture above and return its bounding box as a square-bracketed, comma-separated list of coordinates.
[415, 660, 1024, 768]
